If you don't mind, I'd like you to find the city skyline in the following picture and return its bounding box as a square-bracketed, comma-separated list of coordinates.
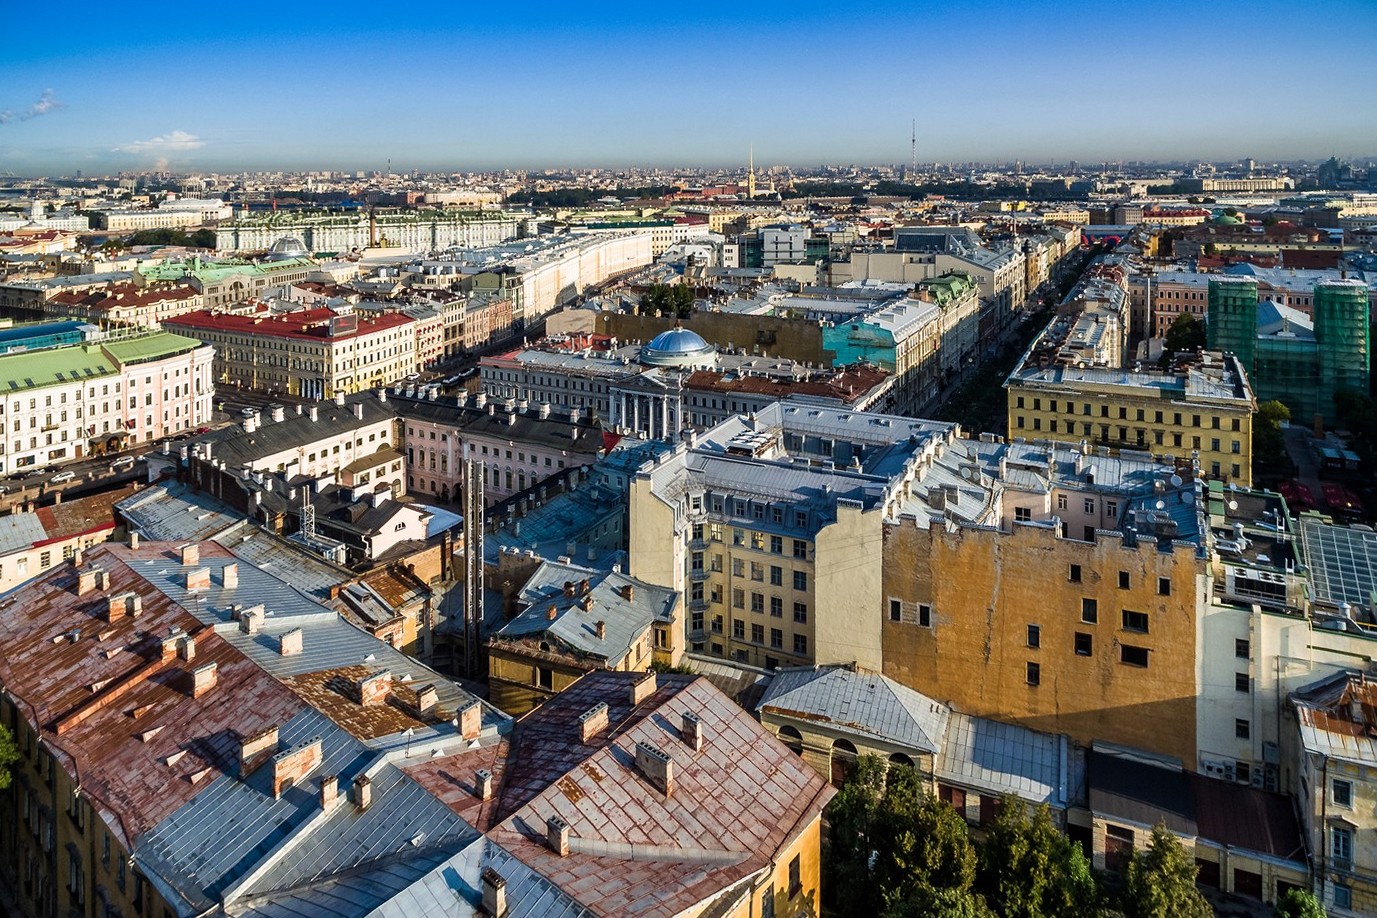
[1, 0, 1376, 175]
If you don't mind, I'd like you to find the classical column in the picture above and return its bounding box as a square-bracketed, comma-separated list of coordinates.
[632, 395, 641, 434]
[661, 395, 669, 441]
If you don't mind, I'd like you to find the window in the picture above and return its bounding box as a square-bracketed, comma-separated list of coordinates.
[918, 604, 931, 627]
[788, 854, 802, 896]
[770, 596, 782, 617]
[1081, 598, 1098, 624]
[1235, 638, 1249, 659]
[770, 565, 782, 586]
[890, 599, 902, 622]
[770, 628, 783, 649]
[732, 620, 745, 639]
[1333, 779, 1353, 808]
[792, 539, 808, 559]
[1075, 632, 1093, 656]
[1334, 885, 1352, 910]
[732, 589, 744, 609]
[1026, 662, 1040, 685]
[1069, 564, 1081, 583]
[761, 887, 775, 918]
[1331, 826, 1353, 867]
[751, 623, 764, 644]
[1057, 494, 1068, 511]
[793, 603, 807, 623]
[1235, 718, 1250, 739]
[793, 571, 807, 591]
[1014, 506, 1031, 522]
[1122, 609, 1149, 633]
[1118, 571, 1130, 590]
[770, 535, 783, 554]
[1120, 645, 1149, 667]
[750, 562, 764, 582]
[794, 634, 808, 655]
[1158, 577, 1171, 596]
[751, 593, 764, 614]
[1027, 624, 1040, 648]
[1083, 498, 1095, 514]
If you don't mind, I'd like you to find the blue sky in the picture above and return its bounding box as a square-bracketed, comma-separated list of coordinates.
[1, 0, 1374, 175]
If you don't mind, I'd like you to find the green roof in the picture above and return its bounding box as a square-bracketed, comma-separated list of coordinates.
[0, 345, 116, 392]
[103, 332, 205, 365]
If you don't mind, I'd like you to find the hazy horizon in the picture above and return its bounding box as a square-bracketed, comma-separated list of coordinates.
[3, 0, 1375, 176]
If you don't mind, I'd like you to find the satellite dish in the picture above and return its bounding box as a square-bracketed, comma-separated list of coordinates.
[1183, 493, 1195, 505]
[1155, 500, 1166, 510]
[1170, 474, 1183, 487]
[1228, 500, 1238, 511]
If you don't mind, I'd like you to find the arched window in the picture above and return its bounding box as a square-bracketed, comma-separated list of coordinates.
[777, 725, 803, 756]
[888, 752, 915, 769]
[831, 738, 858, 787]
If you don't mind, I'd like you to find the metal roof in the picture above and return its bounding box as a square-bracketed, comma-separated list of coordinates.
[1299, 517, 1377, 615]
[759, 664, 949, 754]
[937, 712, 1069, 808]
[0, 511, 48, 555]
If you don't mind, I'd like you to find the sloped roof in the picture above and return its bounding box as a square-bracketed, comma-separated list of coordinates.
[758, 663, 949, 754]
[937, 712, 1069, 807]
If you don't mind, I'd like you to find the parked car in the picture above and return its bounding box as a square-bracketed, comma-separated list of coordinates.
[49, 470, 76, 484]
[110, 455, 136, 471]
[241, 407, 258, 417]
[195, 426, 211, 434]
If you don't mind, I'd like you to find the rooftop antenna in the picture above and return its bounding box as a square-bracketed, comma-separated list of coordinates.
[911, 118, 916, 175]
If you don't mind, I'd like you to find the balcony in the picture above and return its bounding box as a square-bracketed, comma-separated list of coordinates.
[687, 538, 709, 551]
[688, 568, 710, 583]
[689, 598, 709, 613]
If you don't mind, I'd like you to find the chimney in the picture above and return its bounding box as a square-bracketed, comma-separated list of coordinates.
[270, 404, 285, 423]
[546, 815, 570, 857]
[238, 726, 279, 776]
[620, 583, 635, 602]
[319, 774, 340, 812]
[480, 868, 507, 918]
[377, 388, 388, 403]
[414, 683, 439, 712]
[459, 700, 483, 740]
[353, 403, 364, 420]
[355, 671, 393, 707]
[73, 549, 84, 568]
[78, 567, 101, 595]
[160, 628, 185, 659]
[106, 592, 129, 623]
[178, 633, 196, 662]
[634, 741, 674, 797]
[546, 603, 558, 621]
[240, 607, 263, 635]
[271, 737, 324, 799]
[595, 620, 606, 640]
[578, 701, 610, 741]
[278, 628, 303, 656]
[222, 563, 239, 589]
[563, 580, 575, 597]
[630, 672, 657, 706]
[185, 567, 211, 591]
[579, 578, 591, 596]
[180, 544, 199, 566]
[475, 768, 493, 800]
[334, 392, 346, 407]
[191, 661, 217, 698]
[95, 569, 109, 591]
[353, 774, 373, 810]
[309, 405, 319, 422]
[682, 712, 702, 752]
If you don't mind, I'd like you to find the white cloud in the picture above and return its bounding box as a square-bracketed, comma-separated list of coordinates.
[0, 89, 64, 126]
[114, 130, 205, 155]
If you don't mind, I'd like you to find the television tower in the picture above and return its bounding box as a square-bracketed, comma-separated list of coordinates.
[911, 118, 916, 175]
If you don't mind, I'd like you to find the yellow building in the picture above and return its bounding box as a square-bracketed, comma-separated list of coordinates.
[1006, 351, 1257, 485]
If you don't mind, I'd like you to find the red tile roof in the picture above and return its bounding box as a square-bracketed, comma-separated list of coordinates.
[167, 307, 412, 341]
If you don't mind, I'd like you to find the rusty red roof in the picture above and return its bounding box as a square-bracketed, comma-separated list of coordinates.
[167, 307, 412, 342]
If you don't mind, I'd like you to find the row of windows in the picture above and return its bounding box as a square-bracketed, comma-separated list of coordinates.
[1025, 643, 1149, 683]
[726, 618, 809, 654]
[1013, 397, 1242, 431]
[1068, 564, 1173, 596]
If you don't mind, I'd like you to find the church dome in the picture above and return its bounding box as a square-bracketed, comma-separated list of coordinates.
[266, 236, 309, 259]
[639, 326, 717, 368]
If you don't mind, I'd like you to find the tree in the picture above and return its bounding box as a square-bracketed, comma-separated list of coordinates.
[1119, 825, 1211, 918]
[1274, 887, 1326, 918]
[824, 755, 888, 914]
[1163, 313, 1204, 353]
[978, 796, 1097, 918]
[0, 722, 19, 791]
[871, 765, 980, 910]
[885, 884, 995, 918]
[1254, 399, 1292, 469]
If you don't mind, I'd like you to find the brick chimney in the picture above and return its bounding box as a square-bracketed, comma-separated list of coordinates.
[240, 607, 263, 635]
[579, 578, 591, 596]
[129, 532, 140, 550]
[480, 867, 507, 918]
[222, 563, 239, 589]
[414, 683, 438, 713]
[95, 569, 109, 591]
[634, 741, 674, 797]
[77, 567, 102, 595]
[190, 662, 217, 698]
[562, 580, 575, 597]
[546, 603, 558, 621]
[278, 628, 303, 656]
[185, 567, 211, 591]
[352, 774, 372, 810]
[630, 672, 657, 706]
[458, 699, 482, 740]
[620, 583, 635, 602]
[578, 702, 609, 742]
[178, 633, 196, 662]
[682, 712, 702, 752]
[180, 544, 199, 566]
[271, 737, 323, 798]
[546, 815, 570, 857]
[475, 768, 493, 801]
[319, 774, 340, 812]
[594, 620, 606, 640]
[355, 671, 392, 706]
[238, 726, 279, 776]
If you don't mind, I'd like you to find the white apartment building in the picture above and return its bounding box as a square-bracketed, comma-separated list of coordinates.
[94, 210, 204, 232]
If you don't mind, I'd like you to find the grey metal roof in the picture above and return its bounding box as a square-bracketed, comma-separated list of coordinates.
[117, 481, 242, 542]
[937, 712, 1070, 808]
[1299, 517, 1377, 615]
[758, 664, 949, 754]
[0, 511, 47, 555]
[361, 837, 592, 918]
[136, 707, 476, 914]
[499, 561, 677, 661]
[232, 850, 451, 918]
